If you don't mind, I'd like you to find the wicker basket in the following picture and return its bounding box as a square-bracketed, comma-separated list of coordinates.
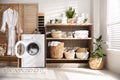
[89, 57, 105, 70]
[76, 48, 89, 60]
[50, 42, 64, 59]
[64, 51, 75, 59]
[51, 31, 62, 38]
[0, 43, 7, 56]
[76, 52, 89, 60]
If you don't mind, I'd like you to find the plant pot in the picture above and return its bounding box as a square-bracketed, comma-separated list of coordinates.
[67, 18, 74, 24]
[89, 57, 105, 70]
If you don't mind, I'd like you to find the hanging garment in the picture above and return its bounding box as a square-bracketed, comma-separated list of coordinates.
[0, 8, 18, 55]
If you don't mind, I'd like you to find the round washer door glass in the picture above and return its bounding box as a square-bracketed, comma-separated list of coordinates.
[27, 42, 39, 55]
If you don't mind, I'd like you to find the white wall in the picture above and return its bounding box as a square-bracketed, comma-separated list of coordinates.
[0, 0, 100, 36]
[92, 0, 100, 37]
[0, 0, 91, 22]
[100, 0, 107, 41]
[107, 49, 120, 74]
[38, 0, 91, 24]
[99, 0, 120, 73]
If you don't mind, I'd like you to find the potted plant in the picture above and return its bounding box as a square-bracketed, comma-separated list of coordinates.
[89, 35, 106, 70]
[66, 7, 76, 24]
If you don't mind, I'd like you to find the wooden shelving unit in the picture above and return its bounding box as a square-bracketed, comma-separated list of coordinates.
[46, 23, 93, 64]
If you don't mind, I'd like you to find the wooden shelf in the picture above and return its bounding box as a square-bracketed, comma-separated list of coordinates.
[0, 56, 18, 61]
[47, 23, 92, 27]
[46, 37, 92, 40]
[46, 58, 89, 63]
[0, 56, 17, 58]
[46, 58, 88, 61]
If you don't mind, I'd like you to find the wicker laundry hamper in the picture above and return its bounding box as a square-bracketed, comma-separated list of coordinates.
[89, 57, 105, 70]
[50, 42, 64, 59]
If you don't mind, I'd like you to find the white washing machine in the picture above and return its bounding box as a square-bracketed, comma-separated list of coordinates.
[15, 34, 45, 67]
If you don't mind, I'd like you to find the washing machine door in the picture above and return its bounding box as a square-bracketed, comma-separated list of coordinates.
[15, 41, 26, 58]
[27, 42, 39, 56]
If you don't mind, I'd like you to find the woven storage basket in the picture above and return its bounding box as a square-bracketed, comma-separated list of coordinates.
[76, 48, 89, 60]
[50, 42, 64, 59]
[0, 43, 7, 56]
[89, 57, 105, 70]
[51, 31, 62, 38]
[64, 51, 75, 59]
[76, 52, 89, 60]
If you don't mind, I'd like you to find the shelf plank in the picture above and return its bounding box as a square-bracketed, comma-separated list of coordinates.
[46, 37, 92, 40]
[0, 56, 18, 59]
[46, 58, 89, 63]
[46, 58, 89, 61]
[0, 56, 17, 58]
[47, 23, 92, 27]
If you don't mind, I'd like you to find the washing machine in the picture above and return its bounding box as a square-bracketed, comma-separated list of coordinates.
[15, 34, 45, 67]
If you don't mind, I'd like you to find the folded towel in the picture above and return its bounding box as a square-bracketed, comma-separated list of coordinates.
[48, 41, 61, 46]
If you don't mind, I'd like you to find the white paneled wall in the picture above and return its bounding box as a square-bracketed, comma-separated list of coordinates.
[92, 0, 100, 37]
[0, 0, 91, 22]
[38, 0, 69, 23]
[0, 0, 91, 23]
[0, 0, 100, 36]
[100, 0, 107, 40]
[78, 0, 91, 14]
[75, 0, 91, 22]
[38, 0, 84, 24]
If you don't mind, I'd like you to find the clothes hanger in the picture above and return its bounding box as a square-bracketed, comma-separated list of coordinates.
[10, 6, 14, 10]
[6, 5, 15, 10]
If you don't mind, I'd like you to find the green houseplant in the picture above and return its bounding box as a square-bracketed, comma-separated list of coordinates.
[89, 35, 106, 70]
[66, 7, 76, 23]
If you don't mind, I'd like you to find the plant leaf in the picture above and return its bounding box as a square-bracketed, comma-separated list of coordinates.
[91, 53, 96, 58]
[96, 35, 102, 42]
[66, 7, 76, 18]
[98, 52, 104, 57]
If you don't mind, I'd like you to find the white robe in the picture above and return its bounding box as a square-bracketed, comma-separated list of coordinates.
[1, 8, 18, 55]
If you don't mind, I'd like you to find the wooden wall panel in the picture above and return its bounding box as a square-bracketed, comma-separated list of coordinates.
[0, 4, 19, 43]
[22, 4, 38, 34]
[0, 4, 38, 43]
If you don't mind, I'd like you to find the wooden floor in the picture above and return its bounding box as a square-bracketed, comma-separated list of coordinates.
[0, 68, 119, 80]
